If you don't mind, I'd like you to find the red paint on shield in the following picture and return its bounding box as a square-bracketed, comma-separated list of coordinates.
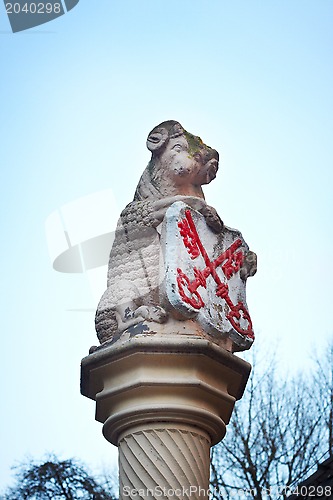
[177, 210, 254, 340]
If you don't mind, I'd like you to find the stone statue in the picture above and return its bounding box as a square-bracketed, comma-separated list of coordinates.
[95, 120, 257, 351]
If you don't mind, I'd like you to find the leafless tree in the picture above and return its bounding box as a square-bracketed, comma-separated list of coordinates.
[312, 339, 333, 458]
[210, 349, 328, 500]
[1, 455, 118, 500]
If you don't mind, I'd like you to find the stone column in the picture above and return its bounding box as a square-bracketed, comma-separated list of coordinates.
[118, 424, 210, 498]
[81, 321, 251, 499]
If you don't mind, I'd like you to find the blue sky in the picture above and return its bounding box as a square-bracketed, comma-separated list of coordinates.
[1, 0, 332, 490]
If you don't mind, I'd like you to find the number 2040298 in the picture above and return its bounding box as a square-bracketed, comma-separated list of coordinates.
[6, 3, 61, 14]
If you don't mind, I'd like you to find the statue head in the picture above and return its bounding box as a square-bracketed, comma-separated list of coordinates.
[134, 121, 219, 201]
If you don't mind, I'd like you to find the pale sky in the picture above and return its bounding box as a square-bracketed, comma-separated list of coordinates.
[1, 0, 332, 491]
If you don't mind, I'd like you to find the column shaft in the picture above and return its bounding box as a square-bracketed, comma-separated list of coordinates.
[119, 424, 210, 500]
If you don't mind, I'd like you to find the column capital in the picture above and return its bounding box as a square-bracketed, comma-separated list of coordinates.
[81, 320, 251, 447]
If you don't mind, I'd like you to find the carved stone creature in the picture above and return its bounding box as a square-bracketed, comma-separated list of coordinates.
[95, 121, 256, 345]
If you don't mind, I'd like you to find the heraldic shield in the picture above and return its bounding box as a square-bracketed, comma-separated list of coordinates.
[161, 202, 254, 351]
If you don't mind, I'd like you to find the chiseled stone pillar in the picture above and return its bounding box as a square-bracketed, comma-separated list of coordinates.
[81, 321, 251, 499]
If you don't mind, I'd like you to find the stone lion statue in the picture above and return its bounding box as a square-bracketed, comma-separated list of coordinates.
[95, 120, 256, 345]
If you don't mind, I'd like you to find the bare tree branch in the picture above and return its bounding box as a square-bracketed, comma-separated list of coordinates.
[211, 343, 332, 499]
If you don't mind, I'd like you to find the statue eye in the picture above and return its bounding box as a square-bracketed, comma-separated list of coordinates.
[173, 144, 183, 152]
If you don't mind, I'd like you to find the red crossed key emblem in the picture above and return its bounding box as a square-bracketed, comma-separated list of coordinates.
[177, 209, 254, 340]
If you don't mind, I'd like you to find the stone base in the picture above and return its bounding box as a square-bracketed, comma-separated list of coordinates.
[80, 321, 251, 498]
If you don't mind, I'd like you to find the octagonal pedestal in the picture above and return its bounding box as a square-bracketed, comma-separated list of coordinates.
[81, 321, 251, 499]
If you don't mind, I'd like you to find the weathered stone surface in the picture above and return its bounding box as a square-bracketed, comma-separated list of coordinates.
[95, 120, 256, 352]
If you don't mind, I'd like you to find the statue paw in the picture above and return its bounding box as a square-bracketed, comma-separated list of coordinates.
[135, 305, 168, 323]
[200, 205, 224, 233]
[240, 251, 257, 280]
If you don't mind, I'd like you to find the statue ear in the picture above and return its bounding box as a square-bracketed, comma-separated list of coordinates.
[146, 127, 169, 152]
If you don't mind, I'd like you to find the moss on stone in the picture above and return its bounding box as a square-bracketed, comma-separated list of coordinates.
[183, 131, 204, 157]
